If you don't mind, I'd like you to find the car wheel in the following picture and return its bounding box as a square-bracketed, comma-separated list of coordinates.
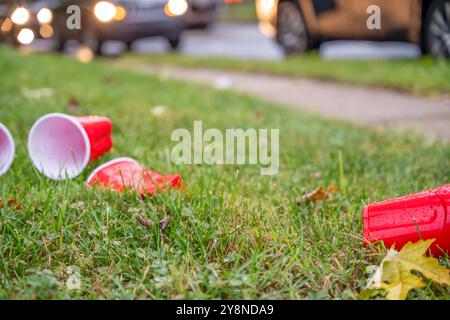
[424, 0, 450, 59]
[51, 23, 66, 52]
[125, 41, 134, 51]
[167, 37, 181, 51]
[81, 28, 102, 55]
[276, 1, 311, 55]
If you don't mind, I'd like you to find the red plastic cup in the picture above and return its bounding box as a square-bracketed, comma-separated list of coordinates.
[86, 157, 182, 196]
[28, 113, 113, 180]
[363, 184, 450, 256]
[0, 123, 15, 177]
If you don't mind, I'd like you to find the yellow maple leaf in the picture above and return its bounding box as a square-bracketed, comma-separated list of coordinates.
[360, 239, 450, 300]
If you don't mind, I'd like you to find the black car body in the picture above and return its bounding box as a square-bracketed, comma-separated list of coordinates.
[185, 0, 218, 28]
[51, 0, 187, 53]
[0, 4, 8, 41]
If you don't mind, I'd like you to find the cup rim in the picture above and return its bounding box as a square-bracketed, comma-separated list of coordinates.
[27, 113, 91, 180]
[85, 157, 139, 186]
[0, 123, 15, 177]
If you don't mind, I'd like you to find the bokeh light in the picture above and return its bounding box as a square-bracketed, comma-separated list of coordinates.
[39, 24, 54, 38]
[114, 6, 127, 21]
[165, 0, 188, 17]
[17, 28, 34, 45]
[94, 1, 117, 22]
[11, 7, 30, 25]
[74, 46, 95, 64]
[37, 8, 53, 24]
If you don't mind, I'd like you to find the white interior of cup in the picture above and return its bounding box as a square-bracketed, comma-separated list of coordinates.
[0, 123, 15, 176]
[28, 113, 91, 180]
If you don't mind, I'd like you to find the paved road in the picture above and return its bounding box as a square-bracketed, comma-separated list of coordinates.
[133, 23, 421, 60]
[30, 23, 422, 60]
[134, 23, 285, 60]
[118, 63, 450, 143]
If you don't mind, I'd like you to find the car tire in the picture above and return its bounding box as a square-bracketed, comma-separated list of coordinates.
[167, 36, 181, 51]
[81, 27, 103, 55]
[125, 41, 134, 51]
[423, 0, 450, 59]
[276, 1, 313, 55]
[51, 23, 66, 52]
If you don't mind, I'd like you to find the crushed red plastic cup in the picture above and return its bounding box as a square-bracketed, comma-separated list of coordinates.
[0, 123, 15, 177]
[363, 184, 450, 256]
[86, 157, 182, 196]
[28, 113, 113, 180]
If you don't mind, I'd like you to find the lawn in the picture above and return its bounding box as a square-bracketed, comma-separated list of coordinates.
[126, 53, 450, 96]
[0, 46, 449, 299]
[218, 2, 258, 23]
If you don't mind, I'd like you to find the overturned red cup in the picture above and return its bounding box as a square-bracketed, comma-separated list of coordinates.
[0, 123, 15, 177]
[363, 184, 450, 256]
[28, 113, 113, 180]
[86, 157, 182, 196]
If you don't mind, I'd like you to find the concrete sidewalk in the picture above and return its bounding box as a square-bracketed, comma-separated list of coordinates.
[126, 64, 450, 142]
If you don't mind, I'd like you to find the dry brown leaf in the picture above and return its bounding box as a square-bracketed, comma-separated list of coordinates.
[0, 198, 23, 211]
[159, 216, 171, 232]
[159, 216, 171, 244]
[135, 215, 153, 229]
[327, 185, 339, 193]
[296, 185, 339, 206]
[102, 75, 115, 84]
[160, 233, 170, 244]
[68, 96, 79, 112]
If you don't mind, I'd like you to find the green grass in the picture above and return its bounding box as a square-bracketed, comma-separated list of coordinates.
[126, 53, 450, 96]
[219, 3, 258, 23]
[0, 46, 449, 299]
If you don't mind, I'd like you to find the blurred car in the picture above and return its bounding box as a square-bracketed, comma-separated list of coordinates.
[184, 0, 218, 28]
[0, 4, 8, 41]
[50, 0, 188, 53]
[0, 0, 56, 46]
[256, 0, 450, 58]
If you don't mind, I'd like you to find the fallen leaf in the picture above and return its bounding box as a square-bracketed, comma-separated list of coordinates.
[159, 216, 171, 243]
[135, 215, 153, 229]
[160, 233, 170, 244]
[296, 185, 338, 205]
[0, 198, 22, 211]
[159, 216, 170, 232]
[327, 185, 339, 193]
[360, 239, 450, 300]
[102, 75, 115, 84]
[68, 96, 79, 112]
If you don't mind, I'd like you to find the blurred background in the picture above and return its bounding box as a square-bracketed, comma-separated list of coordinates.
[2, 0, 447, 60]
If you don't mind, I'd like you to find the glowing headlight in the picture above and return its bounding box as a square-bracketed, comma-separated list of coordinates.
[165, 0, 188, 17]
[260, 0, 275, 13]
[11, 7, 30, 25]
[94, 1, 117, 22]
[17, 28, 34, 45]
[114, 5, 127, 21]
[37, 8, 53, 24]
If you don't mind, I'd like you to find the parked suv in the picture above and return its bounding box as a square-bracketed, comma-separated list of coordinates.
[51, 0, 189, 53]
[256, 0, 450, 58]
